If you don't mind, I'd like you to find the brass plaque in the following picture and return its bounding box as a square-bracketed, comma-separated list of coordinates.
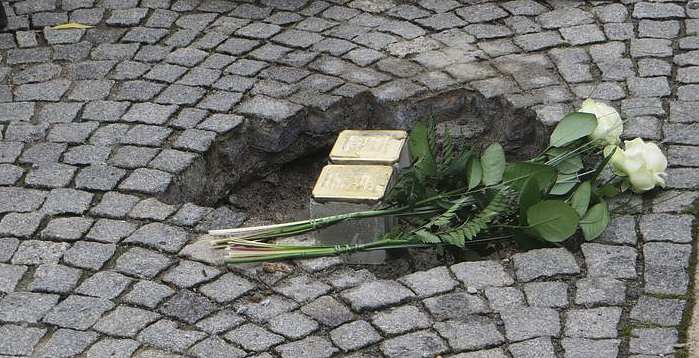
[329, 130, 408, 165]
[312, 165, 394, 203]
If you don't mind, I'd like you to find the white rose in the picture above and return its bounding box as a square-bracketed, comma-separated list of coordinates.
[604, 138, 668, 193]
[579, 99, 623, 146]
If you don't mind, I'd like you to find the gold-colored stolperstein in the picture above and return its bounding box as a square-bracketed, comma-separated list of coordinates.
[329, 130, 408, 166]
[312, 164, 394, 203]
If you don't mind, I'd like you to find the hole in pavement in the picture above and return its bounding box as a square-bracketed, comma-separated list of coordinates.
[163, 87, 549, 210]
[168, 88, 551, 277]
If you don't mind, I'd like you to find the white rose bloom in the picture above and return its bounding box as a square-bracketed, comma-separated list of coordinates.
[604, 138, 668, 193]
[579, 98, 623, 146]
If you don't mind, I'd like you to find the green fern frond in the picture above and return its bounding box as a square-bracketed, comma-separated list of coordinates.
[441, 127, 454, 168]
[435, 187, 516, 247]
[427, 115, 438, 157]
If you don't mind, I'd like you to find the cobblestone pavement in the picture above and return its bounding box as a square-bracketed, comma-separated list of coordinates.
[0, 0, 698, 357]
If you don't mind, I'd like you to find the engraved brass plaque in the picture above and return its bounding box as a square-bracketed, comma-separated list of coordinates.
[312, 165, 394, 203]
[329, 130, 408, 165]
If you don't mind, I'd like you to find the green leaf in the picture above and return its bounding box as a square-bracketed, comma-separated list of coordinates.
[547, 148, 583, 174]
[549, 112, 597, 147]
[466, 157, 482, 190]
[481, 142, 505, 186]
[444, 149, 471, 176]
[519, 176, 542, 223]
[579, 202, 610, 241]
[598, 184, 621, 197]
[409, 122, 437, 177]
[527, 200, 579, 242]
[550, 173, 578, 195]
[569, 181, 591, 217]
[502, 162, 557, 191]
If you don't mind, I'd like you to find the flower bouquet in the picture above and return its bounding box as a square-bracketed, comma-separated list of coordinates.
[210, 99, 668, 264]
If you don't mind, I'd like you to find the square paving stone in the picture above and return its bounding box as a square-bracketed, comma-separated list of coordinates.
[0, 291, 59, 323]
[115, 247, 174, 279]
[243, 295, 299, 323]
[371, 305, 431, 335]
[195, 309, 246, 335]
[24, 163, 77, 188]
[94, 305, 161, 338]
[173, 128, 217, 153]
[37, 329, 98, 358]
[274, 275, 332, 303]
[122, 103, 178, 125]
[564, 307, 621, 339]
[629, 328, 677, 355]
[43, 294, 115, 330]
[340, 280, 415, 311]
[109, 146, 160, 169]
[268, 312, 319, 339]
[119, 168, 173, 195]
[159, 290, 219, 324]
[398, 266, 458, 297]
[162, 260, 221, 288]
[148, 149, 198, 174]
[0, 237, 19, 262]
[28, 263, 82, 294]
[434, 320, 505, 352]
[423, 292, 490, 321]
[640, 214, 693, 243]
[128, 198, 177, 221]
[123, 279, 175, 308]
[581, 243, 637, 279]
[484, 287, 525, 311]
[561, 338, 620, 358]
[86, 338, 141, 358]
[0, 164, 23, 185]
[19, 142, 67, 164]
[75, 164, 127, 191]
[575, 277, 626, 306]
[63, 241, 116, 270]
[508, 337, 556, 358]
[42, 188, 94, 215]
[275, 336, 338, 358]
[450, 260, 514, 290]
[0, 212, 44, 238]
[199, 272, 255, 303]
[86, 219, 138, 243]
[330, 320, 382, 351]
[595, 215, 637, 245]
[500, 307, 560, 342]
[630, 296, 685, 327]
[41, 217, 94, 241]
[124, 222, 189, 253]
[300, 295, 354, 327]
[524, 282, 569, 308]
[224, 323, 285, 352]
[75, 271, 132, 299]
[380, 330, 448, 358]
[512, 248, 580, 281]
[189, 337, 245, 358]
[121, 125, 172, 147]
[90, 192, 140, 218]
[0, 187, 47, 214]
[137, 319, 207, 354]
[0, 324, 46, 356]
[11, 240, 67, 265]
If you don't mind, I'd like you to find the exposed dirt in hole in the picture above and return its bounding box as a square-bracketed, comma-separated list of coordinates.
[229, 149, 329, 223]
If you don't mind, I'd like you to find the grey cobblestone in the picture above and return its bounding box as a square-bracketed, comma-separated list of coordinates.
[43, 294, 115, 330]
[512, 248, 580, 281]
[380, 330, 447, 358]
[37, 329, 98, 358]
